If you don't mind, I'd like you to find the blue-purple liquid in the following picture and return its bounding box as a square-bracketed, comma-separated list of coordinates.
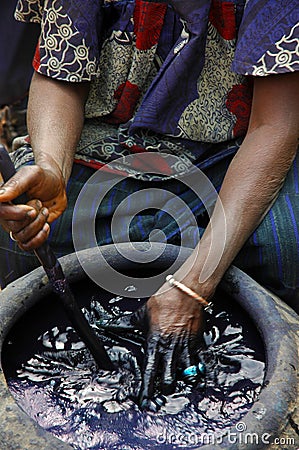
[3, 280, 265, 449]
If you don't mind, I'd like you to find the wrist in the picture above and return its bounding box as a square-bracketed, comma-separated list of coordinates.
[34, 151, 66, 182]
[181, 271, 219, 301]
[175, 249, 225, 301]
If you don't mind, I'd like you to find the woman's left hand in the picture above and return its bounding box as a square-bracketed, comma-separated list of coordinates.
[138, 284, 205, 408]
[98, 279, 206, 410]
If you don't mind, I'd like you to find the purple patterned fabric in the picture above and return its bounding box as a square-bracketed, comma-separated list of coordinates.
[61, 0, 102, 62]
[15, 0, 299, 175]
[233, 0, 299, 75]
[131, 0, 211, 135]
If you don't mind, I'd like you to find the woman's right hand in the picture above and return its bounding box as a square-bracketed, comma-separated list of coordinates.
[0, 155, 67, 250]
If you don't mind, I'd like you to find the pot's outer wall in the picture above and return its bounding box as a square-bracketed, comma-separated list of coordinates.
[0, 243, 298, 450]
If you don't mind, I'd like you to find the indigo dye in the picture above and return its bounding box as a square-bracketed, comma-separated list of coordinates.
[3, 281, 265, 449]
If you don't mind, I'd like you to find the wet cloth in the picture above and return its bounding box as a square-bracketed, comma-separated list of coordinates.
[0, 0, 298, 312]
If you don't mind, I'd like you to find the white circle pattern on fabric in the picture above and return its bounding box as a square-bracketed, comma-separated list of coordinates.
[251, 23, 299, 76]
[16, 0, 98, 81]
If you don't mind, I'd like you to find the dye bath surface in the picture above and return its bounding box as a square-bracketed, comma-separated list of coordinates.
[2, 278, 265, 450]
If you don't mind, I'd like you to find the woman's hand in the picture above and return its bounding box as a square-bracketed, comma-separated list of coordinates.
[0, 199, 50, 251]
[97, 277, 206, 410]
[139, 283, 205, 408]
[0, 154, 67, 250]
[0, 73, 89, 251]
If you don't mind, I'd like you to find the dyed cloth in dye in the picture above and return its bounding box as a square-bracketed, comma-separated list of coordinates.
[5, 287, 266, 449]
[0, 0, 298, 311]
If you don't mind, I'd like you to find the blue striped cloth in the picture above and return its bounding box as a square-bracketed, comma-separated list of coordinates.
[1, 147, 298, 313]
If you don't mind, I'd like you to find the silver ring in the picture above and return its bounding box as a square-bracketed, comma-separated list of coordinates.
[9, 231, 17, 242]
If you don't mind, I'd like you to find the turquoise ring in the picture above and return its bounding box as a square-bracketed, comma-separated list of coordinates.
[182, 362, 205, 380]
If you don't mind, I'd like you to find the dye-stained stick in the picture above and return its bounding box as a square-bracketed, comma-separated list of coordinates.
[0, 145, 114, 371]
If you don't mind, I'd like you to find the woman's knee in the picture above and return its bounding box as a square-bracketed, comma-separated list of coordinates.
[236, 192, 299, 307]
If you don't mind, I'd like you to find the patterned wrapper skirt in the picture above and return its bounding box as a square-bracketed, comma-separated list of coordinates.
[1, 144, 299, 314]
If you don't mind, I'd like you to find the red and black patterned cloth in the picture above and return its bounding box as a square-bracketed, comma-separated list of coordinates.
[14, 0, 298, 177]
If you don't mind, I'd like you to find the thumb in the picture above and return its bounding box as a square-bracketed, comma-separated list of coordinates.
[0, 166, 42, 203]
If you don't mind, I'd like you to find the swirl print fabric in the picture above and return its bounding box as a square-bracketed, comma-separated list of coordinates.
[3, 0, 298, 308]
[15, 0, 298, 159]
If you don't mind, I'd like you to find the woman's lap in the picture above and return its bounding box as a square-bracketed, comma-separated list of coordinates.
[234, 163, 299, 312]
[1, 152, 298, 313]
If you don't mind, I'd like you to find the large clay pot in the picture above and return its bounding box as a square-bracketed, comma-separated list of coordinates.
[0, 243, 297, 449]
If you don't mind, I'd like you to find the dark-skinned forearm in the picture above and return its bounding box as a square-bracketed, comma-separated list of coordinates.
[188, 130, 298, 298]
[177, 73, 299, 299]
[27, 72, 90, 183]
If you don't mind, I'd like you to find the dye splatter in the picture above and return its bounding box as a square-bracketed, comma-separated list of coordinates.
[4, 288, 265, 450]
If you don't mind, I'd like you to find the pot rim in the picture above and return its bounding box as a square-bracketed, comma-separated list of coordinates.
[0, 242, 297, 449]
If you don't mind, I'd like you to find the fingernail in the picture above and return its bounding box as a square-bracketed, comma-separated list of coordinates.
[35, 199, 42, 209]
[43, 223, 50, 233]
[155, 396, 166, 407]
[140, 399, 157, 412]
[41, 207, 49, 217]
[148, 401, 158, 412]
[27, 209, 37, 218]
[0, 189, 5, 195]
